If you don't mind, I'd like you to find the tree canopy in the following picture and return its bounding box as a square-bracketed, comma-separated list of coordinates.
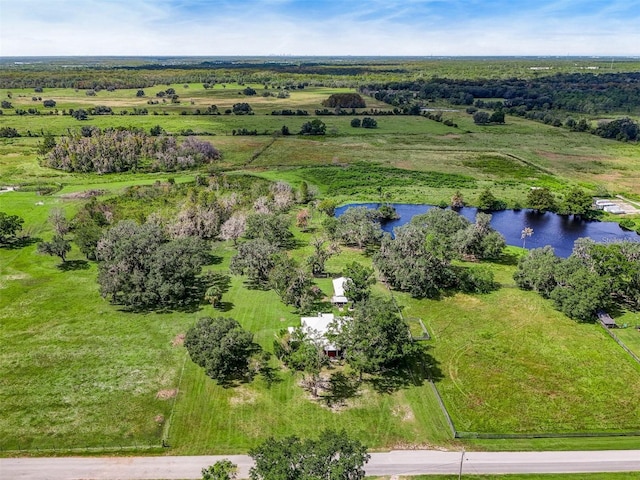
[230, 238, 279, 287]
[0, 212, 24, 244]
[514, 239, 640, 321]
[322, 93, 366, 109]
[329, 297, 416, 377]
[96, 220, 209, 309]
[185, 317, 259, 383]
[249, 429, 369, 480]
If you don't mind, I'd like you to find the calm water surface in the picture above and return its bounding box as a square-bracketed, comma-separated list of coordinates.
[335, 203, 640, 258]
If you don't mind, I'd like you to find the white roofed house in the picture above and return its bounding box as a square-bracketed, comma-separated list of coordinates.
[295, 312, 342, 357]
[331, 276, 350, 307]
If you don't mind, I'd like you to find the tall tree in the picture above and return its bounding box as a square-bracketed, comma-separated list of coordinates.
[185, 317, 259, 383]
[307, 237, 339, 277]
[230, 239, 279, 287]
[527, 187, 556, 213]
[335, 207, 382, 249]
[559, 187, 594, 218]
[244, 213, 293, 248]
[342, 262, 375, 303]
[96, 221, 209, 308]
[37, 235, 71, 263]
[329, 297, 415, 379]
[268, 254, 319, 313]
[0, 212, 24, 244]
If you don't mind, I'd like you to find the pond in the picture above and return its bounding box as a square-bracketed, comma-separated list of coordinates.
[335, 203, 640, 258]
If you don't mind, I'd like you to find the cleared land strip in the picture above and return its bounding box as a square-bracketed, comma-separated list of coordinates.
[3, 450, 640, 479]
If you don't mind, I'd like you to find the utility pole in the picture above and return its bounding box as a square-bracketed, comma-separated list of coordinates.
[458, 447, 465, 480]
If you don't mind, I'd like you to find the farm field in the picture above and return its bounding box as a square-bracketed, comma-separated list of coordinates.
[2, 59, 640, 456]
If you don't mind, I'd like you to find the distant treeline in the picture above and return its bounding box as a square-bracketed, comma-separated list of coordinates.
[361, 72, 640, 115]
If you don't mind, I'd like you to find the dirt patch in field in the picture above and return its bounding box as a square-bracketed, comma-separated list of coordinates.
[154, 414, 165, 424]
[390, 441, 450, 451]
[392, 404, 415, 422]
[156, 389, 178, 400]
[229, 386, 257, 406]
[171, 333, 185, 347]
[60, 189, 106, 199]
[536, 150, 609, 163]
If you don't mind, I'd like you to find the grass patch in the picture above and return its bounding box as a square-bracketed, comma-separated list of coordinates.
[293, 163, 476, 196]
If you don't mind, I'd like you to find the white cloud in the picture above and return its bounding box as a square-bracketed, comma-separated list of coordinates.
[0, 0, 638, 56]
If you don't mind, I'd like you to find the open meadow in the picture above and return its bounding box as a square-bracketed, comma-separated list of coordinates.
[2, 59, 640, 455]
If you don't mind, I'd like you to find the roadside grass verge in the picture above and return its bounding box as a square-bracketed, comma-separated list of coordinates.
[384, 474, 638, 480]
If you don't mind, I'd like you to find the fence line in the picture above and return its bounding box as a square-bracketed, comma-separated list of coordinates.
[599, 322, 640, 366]
[0, 444, 161, 455]
[162, 350, 189, 447]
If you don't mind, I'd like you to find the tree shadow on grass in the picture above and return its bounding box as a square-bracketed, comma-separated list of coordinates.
[368, 346, 443, 394]
[492, 251, 520, 266]
[323, 371, 361, 407]
[214, 301, 235, 312]
[0, 236, 41, 250]
[57, 259, 90, 271]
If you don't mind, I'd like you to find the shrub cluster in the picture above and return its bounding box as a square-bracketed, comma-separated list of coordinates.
[44, 129, 220, 173]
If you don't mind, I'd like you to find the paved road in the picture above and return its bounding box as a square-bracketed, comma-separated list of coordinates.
[3, 450, 640, 479]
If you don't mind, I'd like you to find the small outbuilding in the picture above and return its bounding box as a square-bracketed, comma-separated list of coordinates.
[331, 277, 350, 307]
[598, 310, 617, 328]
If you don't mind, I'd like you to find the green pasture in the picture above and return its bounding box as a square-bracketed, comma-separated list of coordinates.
[168, 241, 453, 454]
[397, 253, 640, 436]
[0, 196, 196, 451]
[2, 83, 640, 201]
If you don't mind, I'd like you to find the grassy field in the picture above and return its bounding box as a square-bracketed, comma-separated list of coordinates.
[397, 252, 640, 435]
[167, 242, 454, 454]
[0, 194, 195, 451]
[2, 83, 640, 203]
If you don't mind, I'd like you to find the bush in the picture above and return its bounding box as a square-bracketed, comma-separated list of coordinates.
[299, 119, 326, 135]
[43, 99, 56, 108]
[473, 111, 491, 125]
[0, 127, 20, 138]
[71, 109, 88, 120]
[361, 117, 377, 128]
[619, 219, 636, 231]
[350, 118, 361, 128]
[232, 103, 253, 115]
[322, 93, 366, 108]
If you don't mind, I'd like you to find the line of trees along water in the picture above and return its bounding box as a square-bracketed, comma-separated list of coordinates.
[335, 203, 639, 258]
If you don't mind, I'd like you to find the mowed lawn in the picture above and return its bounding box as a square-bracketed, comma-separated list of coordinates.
[398, 258, 640, 434]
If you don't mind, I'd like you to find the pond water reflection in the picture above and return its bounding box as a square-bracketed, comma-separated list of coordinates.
[335, 203, 639, 258]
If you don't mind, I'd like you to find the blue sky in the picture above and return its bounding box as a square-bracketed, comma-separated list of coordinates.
[1, 0, 639, 56]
